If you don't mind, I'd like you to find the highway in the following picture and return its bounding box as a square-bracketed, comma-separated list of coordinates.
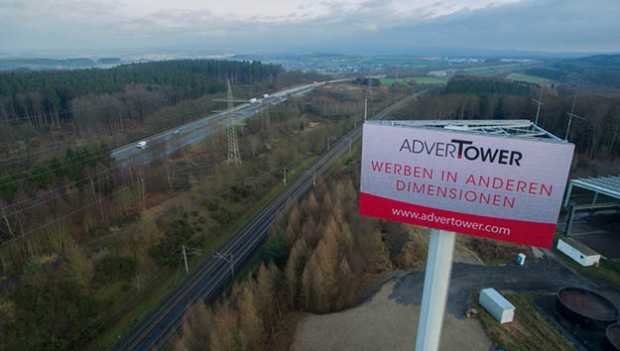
[112, 87, 431, 351]
[111, 81, 332, 166]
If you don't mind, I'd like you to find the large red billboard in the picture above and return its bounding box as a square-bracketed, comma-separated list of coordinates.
[359, 123, 574, 248]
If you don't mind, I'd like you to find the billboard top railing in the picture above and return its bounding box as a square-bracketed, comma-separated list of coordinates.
[366, 119, 565, 142]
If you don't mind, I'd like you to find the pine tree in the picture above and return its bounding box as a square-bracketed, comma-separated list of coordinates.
[237, 278, 264, 351]
[285, 238, 309, 308]
[302, 239, 338, 312]
[208, 303, 237, 351]
[299, 215, 320, 249]
[183, 303, 214, 350]
[302, 193, 320, 220]
[255, 263, 278, 330]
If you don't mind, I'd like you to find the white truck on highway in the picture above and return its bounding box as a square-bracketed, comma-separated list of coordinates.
[249, 98, 258, 103]
[136, 140, 147, 149]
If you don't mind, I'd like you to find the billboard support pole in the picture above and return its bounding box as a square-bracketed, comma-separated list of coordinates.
[415, 229, 456, 351]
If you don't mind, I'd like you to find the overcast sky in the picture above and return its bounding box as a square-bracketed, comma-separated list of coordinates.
[1, 0, 619, 57]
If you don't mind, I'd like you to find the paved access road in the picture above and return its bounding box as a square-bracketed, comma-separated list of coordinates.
[389, 253, 620, 317]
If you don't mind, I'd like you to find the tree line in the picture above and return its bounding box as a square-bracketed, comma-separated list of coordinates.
[444, 76, 535, 97]
[525, 54, 620, 87]
[0, 59, 284, 127]
[393, 76, 620, 160]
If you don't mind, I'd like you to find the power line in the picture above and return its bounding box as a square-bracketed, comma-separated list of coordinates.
[0, 166, 144, 248]
[2, 149, 222, 220]
[0, 148, 267, 247]
[62, 168, 250, 347]
[0, 94, 260, 218]
[0, 92, 227, 173]
[0, 96, 219, 167]
[0, 146, 113, 191]
[0, 86, 229, 127]
[0, 89, 185, 125]
[58, 171, 265, 351]
[61, 241, 201, 351]
[0, 162, 124, 218]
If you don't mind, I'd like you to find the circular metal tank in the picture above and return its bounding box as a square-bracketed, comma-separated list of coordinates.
[556, 287, 619, 330]
[606, 323, 620, 351]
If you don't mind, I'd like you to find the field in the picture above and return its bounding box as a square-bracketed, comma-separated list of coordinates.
[380, 76, 449, 85]
[506, 72, 554, 86]
[462, 67, 497, 75]
[460, 63, 533, 77]
[475, 293, 578, 351]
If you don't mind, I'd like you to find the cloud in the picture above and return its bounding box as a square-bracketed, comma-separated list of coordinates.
[423, 0, 620, 52]
[1, 0, 618, 55]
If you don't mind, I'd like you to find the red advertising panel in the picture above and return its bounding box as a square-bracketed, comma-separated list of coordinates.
[360, 123, 574, 248]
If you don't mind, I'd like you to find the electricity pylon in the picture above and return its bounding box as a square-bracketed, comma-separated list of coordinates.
[533, 87, 544, 126]
[226, 79, 242, 165]
[565, 92, 585, 141]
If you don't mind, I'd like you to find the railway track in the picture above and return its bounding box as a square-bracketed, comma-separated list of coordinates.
[113, 88, 430, 351]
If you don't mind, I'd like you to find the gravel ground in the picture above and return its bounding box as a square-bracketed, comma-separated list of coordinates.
[292, 277, 492, 351]
[292, 251, 620, 351]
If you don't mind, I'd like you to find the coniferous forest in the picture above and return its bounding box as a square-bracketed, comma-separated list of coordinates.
[0, 60, 283, 126]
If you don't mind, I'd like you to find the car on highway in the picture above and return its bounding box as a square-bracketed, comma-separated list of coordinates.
[136, 140, 147, 149]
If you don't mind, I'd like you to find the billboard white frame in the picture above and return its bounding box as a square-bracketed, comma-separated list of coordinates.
[360, 122, 574, 249]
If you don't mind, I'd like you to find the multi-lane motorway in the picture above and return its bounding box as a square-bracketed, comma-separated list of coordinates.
[111, 81, 330, 166]
[112, 85, 430, 351]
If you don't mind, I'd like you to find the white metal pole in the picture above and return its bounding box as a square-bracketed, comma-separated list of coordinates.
[565, 116, 572, 141]
[182, 245, 189, 274]
[415, 229, 456, 351]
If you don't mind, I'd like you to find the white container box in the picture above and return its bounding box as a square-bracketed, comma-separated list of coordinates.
[557, 238, 600, 267]
[479, 288, 515, 324]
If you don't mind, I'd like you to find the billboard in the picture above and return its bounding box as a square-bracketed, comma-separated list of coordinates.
[360, 123, 574, 248]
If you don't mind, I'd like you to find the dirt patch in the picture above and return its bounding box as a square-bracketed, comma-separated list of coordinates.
[358, 270, 406, 300]
[464, 237, 533, 265]
[143, 191, 191, 221]
[453, 242, 485, 265]
[292, 279, 492, 351]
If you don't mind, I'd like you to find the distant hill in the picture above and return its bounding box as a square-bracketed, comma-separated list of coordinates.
[525, 54, 620, 87]
[0, 57, 121, 71]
